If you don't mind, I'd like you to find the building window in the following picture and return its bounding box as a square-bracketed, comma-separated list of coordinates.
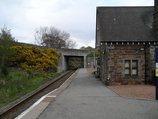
[132, 60, 138, 76]
[125, 60, 138, 76]
[125, 60, 130, 76]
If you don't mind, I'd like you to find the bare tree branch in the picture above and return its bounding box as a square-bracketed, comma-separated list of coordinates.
[65, 39, 77, 49]
[35, 26, 76, 49]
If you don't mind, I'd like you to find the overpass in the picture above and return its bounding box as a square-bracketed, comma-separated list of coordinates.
[56, 49, 92, 72]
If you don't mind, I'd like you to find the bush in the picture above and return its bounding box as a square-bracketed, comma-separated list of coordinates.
[25, 68, 34, 79]
[41, 73, 48, 77]
[10, 46, 60, 72]
[87, 52, 100, 57]
[1, 67, 9, 77]
[25, 68, 32, 75]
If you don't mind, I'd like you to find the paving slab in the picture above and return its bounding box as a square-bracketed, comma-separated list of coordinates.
[38, 68, 158, 119]
[41, 97, 55, 102]
[22, 102, 49, 119]
[48, 89, 63, 96]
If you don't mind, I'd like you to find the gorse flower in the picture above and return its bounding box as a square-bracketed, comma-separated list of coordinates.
[10, 46, 60, 72]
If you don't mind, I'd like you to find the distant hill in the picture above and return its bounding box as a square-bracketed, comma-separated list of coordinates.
[0, 40, 44, 48]
[14, 42, 38, 47]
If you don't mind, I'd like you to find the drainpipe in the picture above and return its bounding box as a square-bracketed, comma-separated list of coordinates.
[105, 47, 108, 85]
[145, 43, 147, 84]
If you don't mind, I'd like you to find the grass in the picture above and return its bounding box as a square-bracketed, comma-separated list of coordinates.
[0, 67, 63, 108]
[87, 53, 94, 57]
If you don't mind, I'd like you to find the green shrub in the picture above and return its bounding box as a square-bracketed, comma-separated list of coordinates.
[1, 67, 9, 77]
[25, 69, 32, 75]
[25, 68, 33, 79]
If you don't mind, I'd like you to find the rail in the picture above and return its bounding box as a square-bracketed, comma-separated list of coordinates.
[0, 69, 77, 119]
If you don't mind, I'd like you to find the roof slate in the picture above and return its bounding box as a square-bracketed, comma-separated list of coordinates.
[96, 7, 157, 42]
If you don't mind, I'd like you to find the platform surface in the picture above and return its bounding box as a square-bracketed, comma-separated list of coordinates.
[37, 68, 158, 119]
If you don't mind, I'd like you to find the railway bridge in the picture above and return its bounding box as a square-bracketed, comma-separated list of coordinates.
[56, 49, 92, 72]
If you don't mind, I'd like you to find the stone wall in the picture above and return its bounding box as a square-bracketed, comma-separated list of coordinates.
[148, 45, 158, 84]
[100, 43, 107, 83]
[100, 42, 153, 85]
[86, 57, 97, 68]
[154, 0, 158, 38]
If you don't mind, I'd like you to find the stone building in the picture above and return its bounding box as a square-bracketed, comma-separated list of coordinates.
[96, 7, 158, 85]
[154, 0, 158, 37]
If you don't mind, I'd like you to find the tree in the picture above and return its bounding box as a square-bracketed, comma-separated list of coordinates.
[80, 46, 94, 51]
[80, 46, 100, 57]
[80, 46, 86, 50]
[0, 26, 16, 68]
[35, 26, 77, 49]
[65, 39, 77, 49]
[85, 46, 94, 51]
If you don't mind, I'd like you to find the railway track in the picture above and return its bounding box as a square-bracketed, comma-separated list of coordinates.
[0, 69, 77, 119]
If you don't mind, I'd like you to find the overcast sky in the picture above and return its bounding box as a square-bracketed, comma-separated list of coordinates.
[0, 0, 154, 49]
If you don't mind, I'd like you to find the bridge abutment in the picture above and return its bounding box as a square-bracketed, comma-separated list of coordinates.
[84, 56, 86, 68]
[56, 49, 92, 72]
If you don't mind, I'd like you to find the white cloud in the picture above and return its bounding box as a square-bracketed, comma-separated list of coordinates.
[87, 40, 95, 48]
[121, 0, 154, 6]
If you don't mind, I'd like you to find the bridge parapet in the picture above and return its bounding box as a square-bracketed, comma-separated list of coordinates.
[56, 49, 91, 55]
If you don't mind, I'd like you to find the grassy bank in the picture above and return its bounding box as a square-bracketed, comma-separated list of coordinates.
[0, 67, 62, 108]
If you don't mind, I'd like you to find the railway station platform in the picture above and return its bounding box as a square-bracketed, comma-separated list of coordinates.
[18, 68, 158, 119]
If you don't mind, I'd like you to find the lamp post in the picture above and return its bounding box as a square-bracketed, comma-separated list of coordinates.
[93, 49, 95, 69]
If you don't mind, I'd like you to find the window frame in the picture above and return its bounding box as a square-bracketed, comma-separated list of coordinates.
[132, 60, 138, 76]
[124, 60, 138, 76]
[125, 60, 130, 76]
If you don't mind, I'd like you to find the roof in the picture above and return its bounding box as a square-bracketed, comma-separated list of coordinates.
[96, 7, 157, 44]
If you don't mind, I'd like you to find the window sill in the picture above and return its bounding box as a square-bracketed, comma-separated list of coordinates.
[123, 76, 141, 80]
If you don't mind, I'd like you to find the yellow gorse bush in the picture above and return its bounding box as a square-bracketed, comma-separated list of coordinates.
[10, 46, 60, 72]
[95, 52, 100, 57]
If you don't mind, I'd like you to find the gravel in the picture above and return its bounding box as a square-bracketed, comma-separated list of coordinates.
[87, 68, 97, 73]
[108, 85, 155, 100]
[87, 68, 156, 100]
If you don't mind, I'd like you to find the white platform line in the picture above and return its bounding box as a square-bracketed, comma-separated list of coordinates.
[15, 88, 58, 119]
[15, 70, 77, 119]
[46, 95, 56, 97]
[15, 96, 45, 119]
